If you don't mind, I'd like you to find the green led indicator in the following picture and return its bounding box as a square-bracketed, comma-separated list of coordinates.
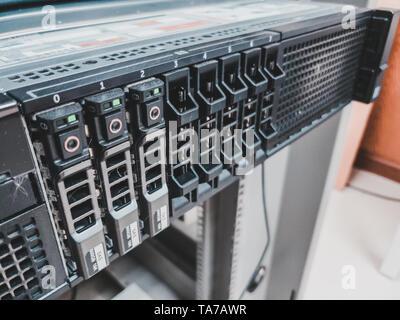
[103, 102, 111, 110]
[153, 88, 160, 95]
[112, 98, 121, 107]
[67, 114, 77, 123]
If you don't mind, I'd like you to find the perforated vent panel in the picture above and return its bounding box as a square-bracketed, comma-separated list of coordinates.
[7, 63, 81, 84]
[5, 21, 280, 87]
[0, 206, 65, 300]
[274, 23, 368, 142]
[0, 218, 48, 300]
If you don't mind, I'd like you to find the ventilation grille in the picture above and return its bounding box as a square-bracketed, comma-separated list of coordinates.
[6, 20, 281, 86]
[103, 149, 133, 211]
[275, 24, 368, 142]
[0, 218, 48, 300]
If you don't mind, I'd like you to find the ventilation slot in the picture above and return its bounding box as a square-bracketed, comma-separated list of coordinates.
[108, 165, 127, 184]
[112, 194, 131, 211]
[67, 184, 90, 204]
[64, 171, 87, 189]
[146, 178, 162, 194]
[71, 200, 93, 220]
[106, 152, 125, 168]
[145, 165, 162, 181]
[73, 214, 96, 234]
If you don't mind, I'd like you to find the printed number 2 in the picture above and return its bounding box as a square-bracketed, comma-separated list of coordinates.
[140, 70, 145, 78]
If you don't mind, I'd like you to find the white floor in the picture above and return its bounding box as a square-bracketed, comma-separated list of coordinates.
[301, 169, 400, 299]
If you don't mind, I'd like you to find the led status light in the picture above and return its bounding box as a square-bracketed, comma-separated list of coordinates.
[112, 98, 121, 106]
[67, 114, 77, 123]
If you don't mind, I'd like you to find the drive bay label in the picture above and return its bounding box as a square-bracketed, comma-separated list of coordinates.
[152, 205, 169, 235]
[85, 243, 107, 276]
[123, 221, 140, 252]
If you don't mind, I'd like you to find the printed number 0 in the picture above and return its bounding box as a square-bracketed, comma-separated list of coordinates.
[53, 94, 60, 103]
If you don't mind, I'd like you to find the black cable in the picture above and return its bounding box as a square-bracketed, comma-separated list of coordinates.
[239, 162, 270, 299]
[348, 185, 400, 202]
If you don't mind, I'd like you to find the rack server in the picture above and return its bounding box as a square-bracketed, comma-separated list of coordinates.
[0, 0, 398, 299]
